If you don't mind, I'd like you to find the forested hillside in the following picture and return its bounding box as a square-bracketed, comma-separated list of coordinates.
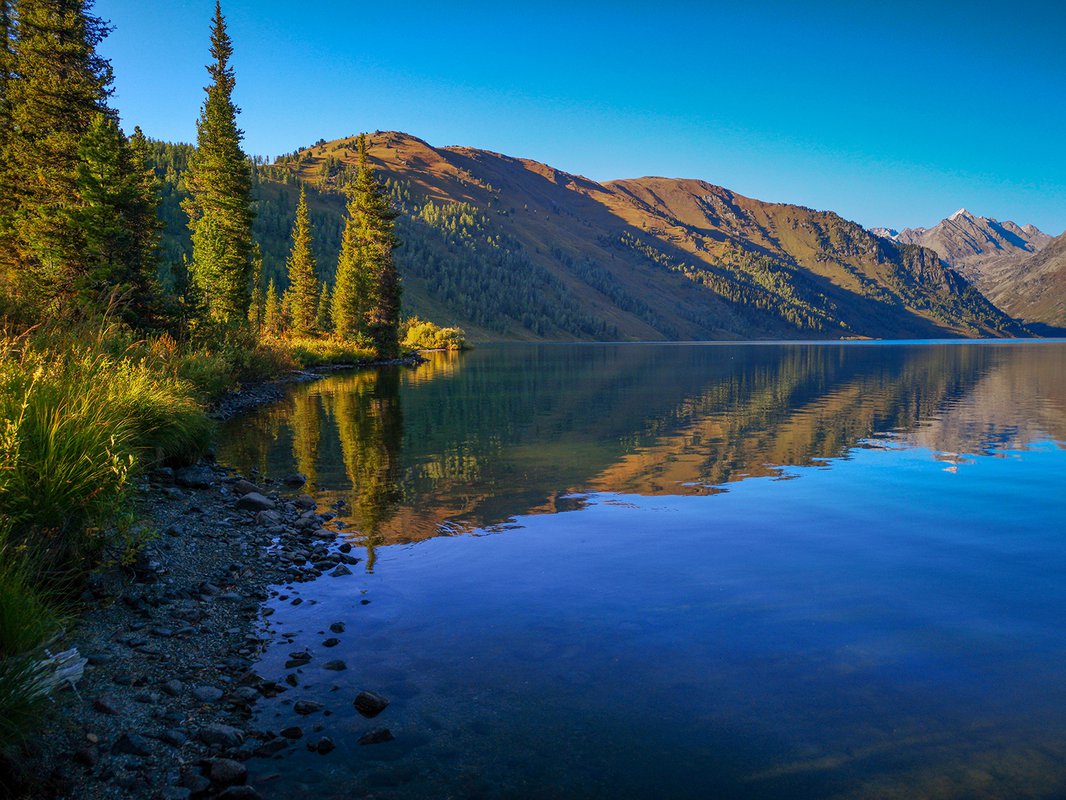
[148, 131, 1027, 341]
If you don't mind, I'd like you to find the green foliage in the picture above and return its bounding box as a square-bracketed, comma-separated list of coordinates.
[315, 280, 332, 334]
[263, 278, 282, 337]
[332, 173, 370, 341]
[181, 1, 254, 327]
[0, 0, 115, 308]
[284, 184, 319, 336]
[401, 317, 467, 351]
[284, 336, 375, 367]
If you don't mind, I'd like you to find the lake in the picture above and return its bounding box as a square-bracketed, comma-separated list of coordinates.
[218, 342, 1066, 799]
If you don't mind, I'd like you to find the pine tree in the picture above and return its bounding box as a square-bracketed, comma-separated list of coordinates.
[351, 134, 401, 358]
[248, 242, 264, 332]
[331, 185, 367, 341]
[1, 0, 114, 304]
[315, 280, 332, 334]
[283, 184, 319, 337]
[263, 278, 282, 337]
[182, 1, 254, 327]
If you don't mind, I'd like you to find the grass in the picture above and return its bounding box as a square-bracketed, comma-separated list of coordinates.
[282, 335, 376, 367]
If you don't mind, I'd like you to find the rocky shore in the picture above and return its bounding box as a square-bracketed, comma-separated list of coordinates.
[8, 359, 423, 799]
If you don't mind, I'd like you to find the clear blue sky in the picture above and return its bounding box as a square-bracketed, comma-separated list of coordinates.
[95, 0, 1065, 234]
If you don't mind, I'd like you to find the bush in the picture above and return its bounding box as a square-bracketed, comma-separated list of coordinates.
[401, 317, 467, 351]
[283, 336, 376, 367]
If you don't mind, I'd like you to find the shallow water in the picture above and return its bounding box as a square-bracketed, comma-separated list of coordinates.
[219, 342, 1066, 799]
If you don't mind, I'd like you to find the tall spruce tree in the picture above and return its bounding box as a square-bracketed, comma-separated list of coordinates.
[263, 278, 281, 336]
[1, 0, 114, 305]
[331, 134, 401, 354]
[182, 1, 254, 327]
[283, 184, 319, 336]
[315, 280, 331, 334]
[70, 117, 161, 323]
[331, 182, 367, 341]
[248, 242, 264, 332]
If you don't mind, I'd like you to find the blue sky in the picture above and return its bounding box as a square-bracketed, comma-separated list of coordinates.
[95, 0, 1065, 233]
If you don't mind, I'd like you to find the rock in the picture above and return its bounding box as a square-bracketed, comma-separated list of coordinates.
[354, 691, 390, 718]
[92, 696, 120, 716]
[73, 746, 99, 767]
[255, 510, 280, 525]
[229, 686, 260, 705]
[193, 685, 224, 703]
[322, 638, 340, 648]
[161, 679, 184, 697]
[293, 700, 323, 715]
[279, 726, 303, 740]
[198, 724, 244, 748]
[323, 660, 347, 671]
[236, 492, 275, 512]
[357, 728, 394, 745]
[295, 494, 315, 509]
[315, 736, 335, 755]
[209, 758, 247, 787]
[218, 787, 262, 800]
[159, 788, 192, 800]
[180, 771, 212, 793]
[253, 738, 289, 757]
[175, 466, 213, 489]
[330, 564, 352, 577]
[329, 622, 345, 633]
[112, 733, 152, 757]
[232, 479, 261, 496]
[160, 729, 188, 747]
[283, 473, 307, 487]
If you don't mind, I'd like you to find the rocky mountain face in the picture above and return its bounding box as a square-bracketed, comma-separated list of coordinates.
[872, 210, 1059, 330]
[255, 132, 1027, 341]
[981, 232, 1066, 333]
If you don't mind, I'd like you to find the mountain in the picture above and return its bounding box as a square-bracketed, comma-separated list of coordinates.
[871, 209, 1059, 331]
[152, 132, 1027, 341]
[875, 209, 1052, 281]
[981, 232, 1066, 333]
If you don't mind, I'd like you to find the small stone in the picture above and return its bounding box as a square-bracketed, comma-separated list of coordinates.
[229, 686, 260, 705]
[329, 622, 345, 633]
[293, 700, 323, 715]
[175, 466, 213, 489]
[162, 679, 184, 697]
[209, 758, 247, 787]
[253, 738, 289, 757]
[160, 729, 187, 747]
[159, 788, 191, 800]
[193, 685, 224, 703]
[112, 733, 152, 757]
[354, 691, 390, 718]
[73, 746, 99, 767]
[338, 542, 352, 554]
[295, 494, 315, 509]
[323, 660, 347, 671]
[236, 492, 275, 512]
[357, 728, 394, 745]
[315, 736, 335, 755]
[218, 787, 262, 800]
[330, 564, 352, 577]
[232, 478, 261, 496]
[198, 724, 244, 748]
[92, 696, 120, 715]
[279, 726, 303, 740]
[322, 638, 340, 648]
[283, 473, 307, 487]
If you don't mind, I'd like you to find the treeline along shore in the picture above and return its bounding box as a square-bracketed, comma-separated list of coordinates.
[0, 1, 464, 795]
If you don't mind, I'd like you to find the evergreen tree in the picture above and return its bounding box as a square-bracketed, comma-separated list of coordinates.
[182, 1, 254, 327]
[331, 184, 367, 341]
[283, 184, 319, 336]
[248, 242, 264, 332]
[1, 0, 114, 304]
[72, 114, 160, 320]
[263, 277, 281, 336]
[315, 280, 332, 334]
[351, 134, 401, 357]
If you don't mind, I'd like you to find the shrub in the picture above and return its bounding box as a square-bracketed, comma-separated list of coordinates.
[401, 317, 467, 351]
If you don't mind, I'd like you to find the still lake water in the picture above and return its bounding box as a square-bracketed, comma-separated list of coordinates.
[219, 342, 1066, 799]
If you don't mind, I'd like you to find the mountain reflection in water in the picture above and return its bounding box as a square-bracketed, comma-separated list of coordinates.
[219, 342, 1066, 554]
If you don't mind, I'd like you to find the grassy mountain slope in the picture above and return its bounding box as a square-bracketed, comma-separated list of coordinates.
[982, 232, 1066, 333]
[152, 132, 1027, 341]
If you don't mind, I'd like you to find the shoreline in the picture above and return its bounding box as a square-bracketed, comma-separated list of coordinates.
[9, 355, 425, 800]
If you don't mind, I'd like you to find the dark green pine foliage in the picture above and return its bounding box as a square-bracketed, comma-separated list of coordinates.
[182, 1, 254, 327]
[0, 0, 13, 283]
[1, 0, 113, 305]
[248, 241, 264, 332]
[351, 133, 401, 357]
[315, 280, 331, 333]
[263, 277, 281, 336]
[284, 184, 319, 336]
[331, 177, 368, 341]
[72, 116, 161, 322]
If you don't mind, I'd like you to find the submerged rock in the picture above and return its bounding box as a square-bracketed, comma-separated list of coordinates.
[236, 493, 275, 512]
[357, 728, 394, 745]
[354, 691, 389, 718]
